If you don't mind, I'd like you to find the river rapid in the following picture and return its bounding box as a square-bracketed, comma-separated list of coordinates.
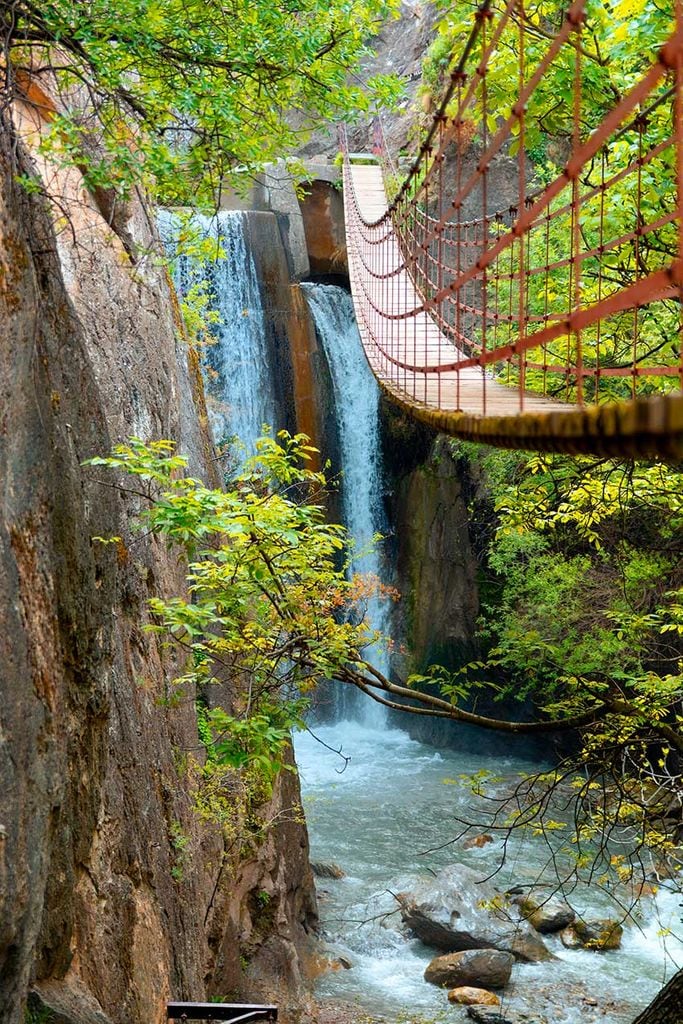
[294, 720, 683, 1023]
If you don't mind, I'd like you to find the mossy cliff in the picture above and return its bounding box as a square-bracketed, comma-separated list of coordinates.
[0, 115, 316, 1024]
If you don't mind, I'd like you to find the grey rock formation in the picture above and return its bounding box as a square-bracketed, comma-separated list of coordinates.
[385, 425, 479, 686]
[311, 862, 346, 880]
[513, 894, 576, 934]
[424, 949, 514, 990]
[467, 1009, 515, 1024]
[398, 865, 554, 963]
[560, 918, 623, 951]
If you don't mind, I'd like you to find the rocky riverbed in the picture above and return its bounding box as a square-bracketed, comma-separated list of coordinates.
[294, 722, 683, 1024]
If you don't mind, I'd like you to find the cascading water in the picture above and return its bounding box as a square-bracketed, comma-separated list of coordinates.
[159, 210, 278, 456]
[301, 283, 392, 724]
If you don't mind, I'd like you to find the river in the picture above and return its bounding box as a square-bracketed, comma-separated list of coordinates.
[294, 720, 683, 1023]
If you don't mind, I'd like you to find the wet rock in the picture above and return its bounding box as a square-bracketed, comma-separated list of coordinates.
[424, 948, 513, 989]
[559, 925, 582, 949]
[398, 864, 554, 962]
[466, 1009, 514, 1024]
[335, 955, 353, 970]
[448, 986, 501, 1006]
[467, 1011, 548, 1024]
[464, 834, 494, 850]
[630, 881, 658, 899]
[507, 931, 555, 963]
[561, 918, 623, 951]
[513, 894, 575, 934]
[311, 861, 346, 879]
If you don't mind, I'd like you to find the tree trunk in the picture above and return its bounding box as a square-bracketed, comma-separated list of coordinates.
[632, 969, 683, 1023]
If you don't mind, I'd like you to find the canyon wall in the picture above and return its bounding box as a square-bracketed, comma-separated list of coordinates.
[382, 404, 479, 678]
[0, 108, 317, 1024]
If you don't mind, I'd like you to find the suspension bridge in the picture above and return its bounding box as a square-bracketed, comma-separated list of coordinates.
[341, 0, 683, 460]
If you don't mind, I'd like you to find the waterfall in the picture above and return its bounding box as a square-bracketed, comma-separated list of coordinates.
[301, 283, 392, 725]
[159, 210, 278, 458]
[160, 212, 391, 723]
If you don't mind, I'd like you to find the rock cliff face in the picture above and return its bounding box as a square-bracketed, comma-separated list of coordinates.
[298, 182, 347, 279]
[0, 105, 316, 1024]
[381, 402, 479, 690]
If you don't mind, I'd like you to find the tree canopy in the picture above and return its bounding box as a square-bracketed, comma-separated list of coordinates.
[3, 0, 400, 204]
[439, 442, 683, 891]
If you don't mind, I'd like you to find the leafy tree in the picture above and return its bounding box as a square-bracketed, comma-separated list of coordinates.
[439, 441, 683, 903]
[4, 0, 400, 206]
[86, 432, 395, 801]
[417, 0, 677, 401]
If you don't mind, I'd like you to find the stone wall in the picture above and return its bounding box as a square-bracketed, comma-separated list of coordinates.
[381, 402, 479, 687]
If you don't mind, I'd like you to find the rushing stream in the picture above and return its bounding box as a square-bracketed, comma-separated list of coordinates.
[294, 721, 683, 1023]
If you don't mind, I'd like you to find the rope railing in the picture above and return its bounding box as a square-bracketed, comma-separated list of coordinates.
[341, 0, 683, 458]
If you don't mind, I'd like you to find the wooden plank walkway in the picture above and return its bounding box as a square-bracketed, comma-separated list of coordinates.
[346, 163, 569, 419]
[343, 162, 683, 460]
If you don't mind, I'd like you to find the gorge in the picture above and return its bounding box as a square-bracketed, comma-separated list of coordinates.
[1, 2, 682, 1023]
[164, 196, 683, 1024]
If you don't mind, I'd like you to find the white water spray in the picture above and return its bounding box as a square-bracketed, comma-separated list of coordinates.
[301, 283, 392, 725]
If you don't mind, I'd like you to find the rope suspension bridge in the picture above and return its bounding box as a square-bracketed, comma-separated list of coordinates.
[341, 0, 683, 460]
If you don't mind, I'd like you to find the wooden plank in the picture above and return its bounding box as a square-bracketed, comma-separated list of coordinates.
[167, 1003, 277, 1022]
[346, 163, 572, 419]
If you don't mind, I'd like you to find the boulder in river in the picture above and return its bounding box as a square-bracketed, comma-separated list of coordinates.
[398, 864, 555, 962]
[448, 986, 501, 1006]
[467, 1011, 548, 1024]
[424, 948, 514, 989]
[311, 861, 346, 879]
[466, 1009, 514, 1024]
[507, 931, 555, 963]
[513, 893, 575, 934]
[463, 834, 495, 850]
[560, 918, 623, 951]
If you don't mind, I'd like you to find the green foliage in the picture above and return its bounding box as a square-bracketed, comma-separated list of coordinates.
[256, 889, 271, 908]
[462, 445, 682, 692]
[9, 0, 402, 207]
[169, 820, 191, 881]
[419, 0, 677, 401]
[86, 432, 386, 802]
[428, 0, 672, 152]
[201, 706, 299, 791]
[446, 441, 683, 873]
[24, 1009, 53, 1024]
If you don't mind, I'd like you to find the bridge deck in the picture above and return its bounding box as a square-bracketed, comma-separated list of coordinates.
[344, 163, 683, 459]
[346, 163, 570, 418]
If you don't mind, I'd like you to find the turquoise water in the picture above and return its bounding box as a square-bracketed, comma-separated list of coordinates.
[294, 720, 683, 1023]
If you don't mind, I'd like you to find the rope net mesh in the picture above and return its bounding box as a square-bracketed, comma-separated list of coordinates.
[341, 0, 683, 458]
